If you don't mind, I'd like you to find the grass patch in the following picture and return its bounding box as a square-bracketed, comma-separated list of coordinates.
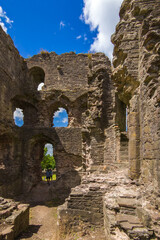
[42, 173, 56, 181]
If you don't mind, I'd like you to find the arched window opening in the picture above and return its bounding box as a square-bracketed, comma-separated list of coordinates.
[53, 108, 68, 127]
[41, 143, 56, 183]
[37, 82, 44, 91]
[29, 66, 45, 91]
[13, 108, 24, 127]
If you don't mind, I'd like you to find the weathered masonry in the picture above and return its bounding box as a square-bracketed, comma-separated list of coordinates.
[0, 0, 160, 239]
[0, 37, 114, 196]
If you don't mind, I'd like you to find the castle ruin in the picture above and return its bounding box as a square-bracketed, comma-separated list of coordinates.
[0, 0, 160, 239]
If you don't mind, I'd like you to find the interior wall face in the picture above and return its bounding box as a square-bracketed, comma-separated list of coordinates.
[0, 26, 28, 197]
[0, 28, 28, 129]
[0, 29, 113, 198]
[138, 6, 160, 189]
[21, 128, 83, 193]
[0, 134, 23, 197]
[112, 0, 160, 189]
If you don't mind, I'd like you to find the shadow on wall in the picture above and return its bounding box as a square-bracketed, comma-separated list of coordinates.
[0, 133, 23, 198]
[115, 94, 128, 132]
[11, 95, 38, 127]
[29, 66, 45, 92]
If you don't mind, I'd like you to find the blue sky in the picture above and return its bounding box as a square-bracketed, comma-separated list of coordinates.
[53, 108, 68, 127]
[0, 0, 122, 59]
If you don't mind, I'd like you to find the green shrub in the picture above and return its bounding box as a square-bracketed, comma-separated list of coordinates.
[41, 147, 56, 170]
[39, 49, 49, 54]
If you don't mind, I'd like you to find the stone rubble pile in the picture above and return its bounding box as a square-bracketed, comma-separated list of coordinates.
[0, 197, 29, 240]
[58, 169, 160, 239]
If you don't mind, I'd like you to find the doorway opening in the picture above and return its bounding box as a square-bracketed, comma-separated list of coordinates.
[41, 143, 56, 182]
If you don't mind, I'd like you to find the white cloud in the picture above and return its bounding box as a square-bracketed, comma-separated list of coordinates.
[62, 117, 68, 123]
[0, 21, 7, 33]
[60, 21, 65, 29]
[76, 35, 82, 40]
[0, 6, 13, 33]
[81, 0, 123, 59]
[13, 108, 24, 120]
[54, 107, 65, 118]
[37, 82, 44, 91]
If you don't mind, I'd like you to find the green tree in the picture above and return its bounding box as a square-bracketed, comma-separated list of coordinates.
[41, 147, 56, 170]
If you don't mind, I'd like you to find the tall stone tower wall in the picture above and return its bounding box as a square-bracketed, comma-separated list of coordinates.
[0, 26, 29, 196]
[112, 0, 160, 190]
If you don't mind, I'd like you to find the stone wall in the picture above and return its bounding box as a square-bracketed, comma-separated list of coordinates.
[58, 0, 160, 239]
[112, 0, 160, 190]
[0, 26, 28, 197]
[0, 27, 28, 129]
[0, 29, 114, 198]
[27, 52, 89, 91]
[0, 197, 29, 240]
[81, 53, 116, 172]
[0, 0, 159, 238]
[138, 4, 160, 190]
[21, 127, 82, 193]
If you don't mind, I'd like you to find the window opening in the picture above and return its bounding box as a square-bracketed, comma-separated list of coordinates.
[126, 108, 128, 132]
[37, 82, 44, 91]
[13, 108, 24, 127]
[53, 107, 68, 127]
[29, 66, 45, 91]
[41, 143, 56, 183]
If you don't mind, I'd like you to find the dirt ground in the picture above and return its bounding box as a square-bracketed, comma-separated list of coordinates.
[15, 182, 105, 240]
[16, 202, 58, 240]
[16, 201, 106, 240]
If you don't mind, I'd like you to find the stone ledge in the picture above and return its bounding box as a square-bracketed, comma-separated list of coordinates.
[0, 198, 29, 240]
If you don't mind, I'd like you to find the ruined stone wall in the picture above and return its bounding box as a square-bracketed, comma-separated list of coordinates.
[138, 5, 160, 190]
[21, 128, 82, 194]
[0, 198, 29, 240]
[60, 1, 160, 238]
[112, 0, 160, 190]
[81, 53, 116, 172]
[0, 26, 28, 129]
[25, 52, 114, 194]
[0, 26, 29, 197]
[27, 52, 89, 91]
[0, 30, 114, 199]
[26, 52, 89, 128]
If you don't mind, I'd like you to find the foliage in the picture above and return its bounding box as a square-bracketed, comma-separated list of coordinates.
[41, 147, 56, 170]
[87, 52, 92, 60]
[39, 48, 49, 55]
[42, 174, 56, 181]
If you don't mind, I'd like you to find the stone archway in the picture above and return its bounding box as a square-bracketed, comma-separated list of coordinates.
[23, 134, 55, 193]
[22, 131, 82, 201]
[29, 66, 45, 91]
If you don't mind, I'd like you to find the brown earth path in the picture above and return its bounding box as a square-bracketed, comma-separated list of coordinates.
[15, 181, 106, 240]
[16, 203, 58, 240]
